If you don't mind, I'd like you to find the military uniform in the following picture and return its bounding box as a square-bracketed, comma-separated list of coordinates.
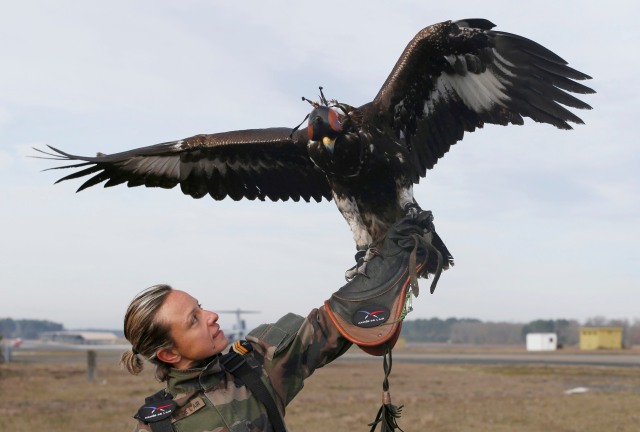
[134, 306, 351, 432]
[133, 212, 445, 432]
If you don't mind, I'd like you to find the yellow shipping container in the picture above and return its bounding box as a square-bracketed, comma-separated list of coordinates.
[579, 327, 623, 350]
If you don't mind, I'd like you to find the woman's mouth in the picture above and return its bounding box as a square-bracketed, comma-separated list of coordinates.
[212, 325, 226, 341]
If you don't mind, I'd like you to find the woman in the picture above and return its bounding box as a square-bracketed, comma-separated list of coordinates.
[120, 212, 436, 431]
[121, 284, 352, 432]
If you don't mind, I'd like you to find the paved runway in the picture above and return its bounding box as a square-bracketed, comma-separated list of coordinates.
[342, 351, 640, 367]
[6, 341, 639, 368]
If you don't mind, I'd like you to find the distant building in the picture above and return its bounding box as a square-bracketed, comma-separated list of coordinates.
[526, 333, 558, 351]
[579, 327, 623, 350]
[40, 331, 118, 345]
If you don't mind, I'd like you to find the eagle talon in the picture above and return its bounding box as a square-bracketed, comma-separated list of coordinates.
[403, 203, 422, 219]
[344, 264, 357, 281]
[345, 266, 364, 281]
[344, 246, 380, 281]
[344, 259, 371, 281]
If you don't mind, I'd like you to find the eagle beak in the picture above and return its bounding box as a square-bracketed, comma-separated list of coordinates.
[322, 136, 336, 154]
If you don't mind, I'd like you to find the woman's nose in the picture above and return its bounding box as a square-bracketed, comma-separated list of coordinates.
[208, 311, 218, 325]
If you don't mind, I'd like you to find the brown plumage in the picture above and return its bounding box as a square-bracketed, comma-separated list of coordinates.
[36, 19, 594, 260]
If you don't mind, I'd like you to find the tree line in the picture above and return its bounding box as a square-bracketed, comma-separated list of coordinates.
[2, 316, 639, 346]
[0, 318, 63, 340]
[401, 316, 640, 346]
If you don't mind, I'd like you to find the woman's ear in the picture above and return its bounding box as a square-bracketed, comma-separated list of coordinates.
[156, 347, 181, 366]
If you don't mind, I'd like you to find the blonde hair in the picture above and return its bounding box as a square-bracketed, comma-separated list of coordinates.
[120, 284, 175, 381]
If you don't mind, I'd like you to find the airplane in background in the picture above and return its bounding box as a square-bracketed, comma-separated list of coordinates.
[218, 309, 260, 342]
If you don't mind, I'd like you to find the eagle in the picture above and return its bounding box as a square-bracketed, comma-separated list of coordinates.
[37, 19, 594, 279]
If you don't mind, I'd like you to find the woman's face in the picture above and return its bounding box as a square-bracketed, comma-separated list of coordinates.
[156, 289, 229, 369]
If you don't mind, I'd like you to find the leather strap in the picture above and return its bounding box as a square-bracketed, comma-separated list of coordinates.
[220, 341, 287, 432]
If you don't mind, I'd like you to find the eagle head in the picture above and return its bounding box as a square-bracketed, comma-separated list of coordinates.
[306, 105, 364, 178]
[307, 106, 343, 154]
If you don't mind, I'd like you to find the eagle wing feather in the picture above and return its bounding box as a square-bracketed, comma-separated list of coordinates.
[371, 19, 595, 178]
[38, 128, 332, 203]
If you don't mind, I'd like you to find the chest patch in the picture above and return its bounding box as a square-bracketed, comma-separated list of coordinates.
[136, 400, 177, 423]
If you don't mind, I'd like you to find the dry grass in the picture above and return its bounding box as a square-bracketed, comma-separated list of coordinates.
[1, 349, 639, 431]
[0, 351, 157, 431]
[289, 361, 640, 432]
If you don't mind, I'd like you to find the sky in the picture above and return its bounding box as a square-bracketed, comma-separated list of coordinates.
[1, 1, 638, 332]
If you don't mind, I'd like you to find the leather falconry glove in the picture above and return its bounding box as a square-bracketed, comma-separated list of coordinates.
[325, 210, 450, 356]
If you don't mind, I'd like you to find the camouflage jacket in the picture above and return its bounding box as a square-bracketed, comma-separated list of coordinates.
[134, 306, 351, 432]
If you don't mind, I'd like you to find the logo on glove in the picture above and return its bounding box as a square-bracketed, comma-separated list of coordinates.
[352, 305, 390, 328]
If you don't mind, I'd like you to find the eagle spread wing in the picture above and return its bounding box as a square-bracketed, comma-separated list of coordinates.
[36, 18, 593, 259]
[372, 19, 594, 179]
[38, 128, 332, 203]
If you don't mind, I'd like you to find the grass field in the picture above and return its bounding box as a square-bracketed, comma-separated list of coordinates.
[1, 348, 638, 431]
